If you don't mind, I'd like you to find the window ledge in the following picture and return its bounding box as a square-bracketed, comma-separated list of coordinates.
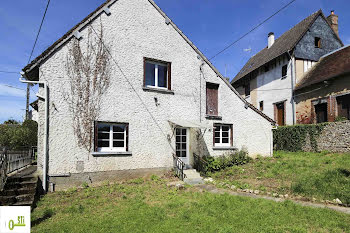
[143, 87, 174, 95]
[92, 151, 132, 157]
[213, 147, 237, 151]
[205, 115, 222, 120]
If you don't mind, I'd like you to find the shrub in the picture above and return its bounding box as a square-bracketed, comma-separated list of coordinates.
[203, 149, 251, 173]
[335, 116, 347, 122]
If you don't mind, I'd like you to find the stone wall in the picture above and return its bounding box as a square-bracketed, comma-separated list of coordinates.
[303, 120, 350, 152]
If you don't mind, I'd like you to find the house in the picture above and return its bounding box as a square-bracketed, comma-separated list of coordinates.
[294, 45, 350, 123]
[21, 0, 274, 190]
[231, 10, 343, 126]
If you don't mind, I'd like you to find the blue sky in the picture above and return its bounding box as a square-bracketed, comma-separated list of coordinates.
[1, 0, 349, 123]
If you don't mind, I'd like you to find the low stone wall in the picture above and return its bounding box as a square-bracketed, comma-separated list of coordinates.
[303, 120, 350, 153]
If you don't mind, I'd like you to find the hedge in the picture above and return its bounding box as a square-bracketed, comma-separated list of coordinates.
[273, 123, 327, 152]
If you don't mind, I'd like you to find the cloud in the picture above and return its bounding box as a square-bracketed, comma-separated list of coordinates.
[0, 84, 26, 97]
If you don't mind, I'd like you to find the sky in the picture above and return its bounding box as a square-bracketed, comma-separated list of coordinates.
[0, 0, 349, 123]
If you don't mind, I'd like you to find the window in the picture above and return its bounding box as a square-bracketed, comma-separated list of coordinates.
[144, 58, 171, 89]
[244, 82, 250, 97]
[95, 122, 128, 152]
[282, 65, 287, 78]
[214, 124, 232, 147]
[315, 37, 321, 48]
[259, 101, 264, 111]
[264, 65, 269, 72]
[206, 82, 219, 116]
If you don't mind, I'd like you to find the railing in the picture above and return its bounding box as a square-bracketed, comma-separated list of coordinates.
[0, 148, 8, 191]
[193, 153, 208, 176]
[172, 153, 186, 180]
[6, 148, 33, 174]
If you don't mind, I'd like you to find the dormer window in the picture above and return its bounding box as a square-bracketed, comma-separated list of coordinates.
[315, 37, 321, 48]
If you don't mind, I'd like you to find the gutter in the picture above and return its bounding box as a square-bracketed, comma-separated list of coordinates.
[19, 74, 48, 192]
[287, 50, 296, 125]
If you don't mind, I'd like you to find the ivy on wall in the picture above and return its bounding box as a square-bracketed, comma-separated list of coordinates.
[273, 123, 327, 152]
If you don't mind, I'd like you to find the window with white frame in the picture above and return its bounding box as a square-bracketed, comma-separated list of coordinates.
[144, 58, 171, 89]
[96, 122, 128, 152]
[214, 124, 232, 147]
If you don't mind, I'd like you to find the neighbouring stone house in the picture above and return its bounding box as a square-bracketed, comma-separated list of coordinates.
[21, 0, 275, 190]
[294, 45, 350, 124]
[231, 10, 343, 126]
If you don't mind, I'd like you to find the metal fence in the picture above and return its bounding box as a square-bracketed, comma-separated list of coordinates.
[0, 147, 35, 191]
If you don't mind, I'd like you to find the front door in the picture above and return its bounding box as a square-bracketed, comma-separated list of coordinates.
[276, 102, 285, 126]
[175, 128, 189, 165]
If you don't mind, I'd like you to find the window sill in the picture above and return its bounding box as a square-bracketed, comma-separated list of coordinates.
[213, 147, 237, 151]
[205, 115, 222, 120]
[92, 151, 132, 157]
[143, 87, 174, 95]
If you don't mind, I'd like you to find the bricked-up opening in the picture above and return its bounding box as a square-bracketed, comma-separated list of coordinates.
[315, 37, 321, 48]
[315, 103, 328, 123]
[336, 94, 350, 120]
[206, 82, 219, 116]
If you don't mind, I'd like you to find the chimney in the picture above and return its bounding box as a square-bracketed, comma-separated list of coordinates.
[327, 10, 339, 37]
[268, 32, 275, 48]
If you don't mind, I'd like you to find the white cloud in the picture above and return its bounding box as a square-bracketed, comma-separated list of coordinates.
[0, 84, 26, 97]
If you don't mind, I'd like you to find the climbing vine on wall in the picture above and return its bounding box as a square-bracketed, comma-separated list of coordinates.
[63, 21, 111, 152]
[273, 123, 327, 152]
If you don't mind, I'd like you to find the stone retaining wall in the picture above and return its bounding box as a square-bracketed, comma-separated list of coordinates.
[303, 120, 350, 152]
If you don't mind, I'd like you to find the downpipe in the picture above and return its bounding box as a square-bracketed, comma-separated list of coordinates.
[19, 74, 48, 192]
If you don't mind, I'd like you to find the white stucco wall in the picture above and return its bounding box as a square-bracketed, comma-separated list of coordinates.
[255, 56, 295, 125]
[35, 0, 273, 176]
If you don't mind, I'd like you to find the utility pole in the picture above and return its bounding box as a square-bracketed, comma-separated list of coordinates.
[25, 83, 30, 120]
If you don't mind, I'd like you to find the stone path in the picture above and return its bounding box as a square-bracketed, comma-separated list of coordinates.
[196, 184, 350, 215]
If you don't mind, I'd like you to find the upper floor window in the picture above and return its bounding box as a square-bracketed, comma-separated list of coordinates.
[282, 65, 287, 78]
[95, 122, 128, 152]
[264, 65, 269, 72]
[315, 37, 321, 48]
[144, 58, 171, 90]
[206, 82, 219, 116]
[259, 101, 264, 111]
[244, 82, 250, 97]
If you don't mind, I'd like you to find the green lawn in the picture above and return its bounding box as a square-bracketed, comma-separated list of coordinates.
[31, 176, 350, 232]
[211, 151, 350, 205]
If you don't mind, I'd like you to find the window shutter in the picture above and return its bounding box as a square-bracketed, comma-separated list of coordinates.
[167, 62, 171, 90]
[213, 124, 216, 146]
[230, 125, 233, 147]
[94, 121, 98, 152]
[143, 57, 146, 87]
[206, 83, 219, 116]
[126, 124, 129, 151]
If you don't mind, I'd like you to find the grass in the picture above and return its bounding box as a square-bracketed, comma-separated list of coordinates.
[211, 151, 350, 204]
[31, 175, 350, 232]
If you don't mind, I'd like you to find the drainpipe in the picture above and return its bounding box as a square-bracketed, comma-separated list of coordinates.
[19, 75, 48, 192]
[287, 51, 296, 125]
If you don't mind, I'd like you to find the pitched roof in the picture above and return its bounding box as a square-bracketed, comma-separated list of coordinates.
[232, 10, 328, 84]
[295, 45, 350, 90]
[22, 0, 275, 125]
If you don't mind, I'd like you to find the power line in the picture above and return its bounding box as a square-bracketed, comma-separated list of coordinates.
[0, 84, 25, 91]
[209, 0, 296, 60]
[27, 0, 51, 64]
[89, 24, 176, 153]
[0, 71, 18, 74]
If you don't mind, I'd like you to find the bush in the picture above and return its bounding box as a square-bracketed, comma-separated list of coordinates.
[0, 120, 38, 150]
[273, 124, 326, 152]
[203, 149, 251, 173]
